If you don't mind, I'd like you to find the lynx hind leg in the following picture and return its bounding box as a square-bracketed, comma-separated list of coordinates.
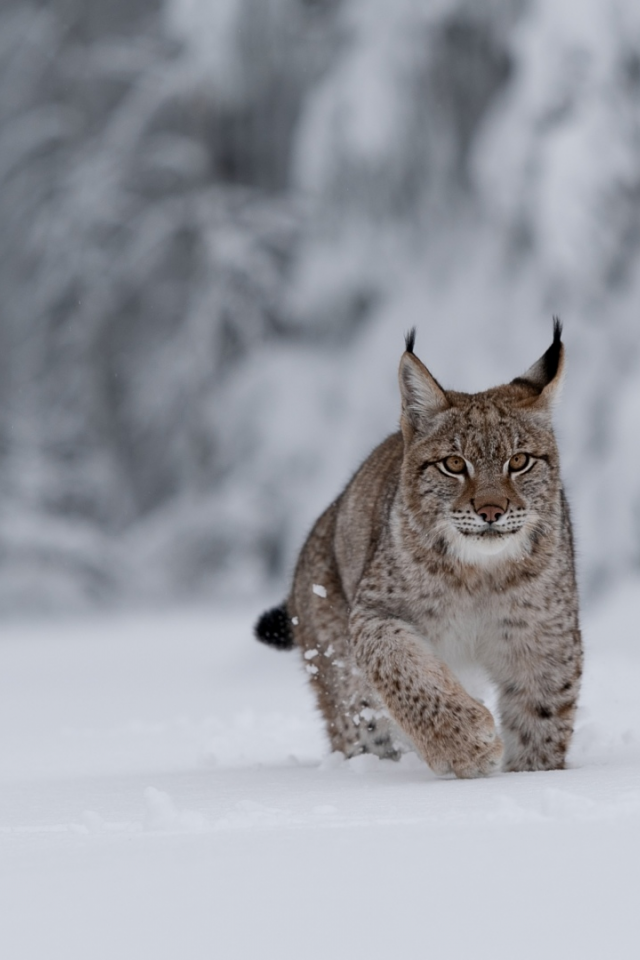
[291, 568, 400, 760]
[295, 614, 400, 760]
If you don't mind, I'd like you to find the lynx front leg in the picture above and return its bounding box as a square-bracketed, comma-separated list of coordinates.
[494, 629, 583, 772]
[350, 608, 504, 778]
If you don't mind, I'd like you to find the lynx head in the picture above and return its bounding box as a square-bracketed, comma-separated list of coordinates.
[398, 321, 565, 566]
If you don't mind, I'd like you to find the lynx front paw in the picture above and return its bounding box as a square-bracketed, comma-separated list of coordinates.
[423, 699, 504, 779]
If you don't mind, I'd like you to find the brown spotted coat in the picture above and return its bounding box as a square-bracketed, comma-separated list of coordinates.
[286, 324, 582, 777]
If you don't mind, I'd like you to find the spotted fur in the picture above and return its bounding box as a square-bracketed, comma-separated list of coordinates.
[258, 323, 582, 777]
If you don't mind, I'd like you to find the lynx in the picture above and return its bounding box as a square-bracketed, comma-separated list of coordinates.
[255, 321, 582, 777]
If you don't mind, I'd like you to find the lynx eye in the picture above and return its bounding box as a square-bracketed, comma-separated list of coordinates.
[508, 453, 531, 473]
[441, 456, 467, 476]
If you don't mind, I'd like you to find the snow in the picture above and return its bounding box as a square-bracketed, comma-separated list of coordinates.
[2, 580, 640, 959]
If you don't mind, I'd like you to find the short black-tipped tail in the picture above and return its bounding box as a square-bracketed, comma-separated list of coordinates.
[254, 603, 294, 650]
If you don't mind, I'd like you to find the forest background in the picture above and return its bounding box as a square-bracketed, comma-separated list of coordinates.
[1, 0, 639, 613]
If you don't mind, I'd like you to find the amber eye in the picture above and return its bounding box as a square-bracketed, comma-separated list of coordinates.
[508, 453, 530, 473]
[442, 456, 466, 475]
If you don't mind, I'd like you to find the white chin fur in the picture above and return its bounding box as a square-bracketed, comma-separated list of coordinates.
[449, 529, 526, 566]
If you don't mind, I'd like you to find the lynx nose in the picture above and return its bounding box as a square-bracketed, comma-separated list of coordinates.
[474, 502, 508, 524]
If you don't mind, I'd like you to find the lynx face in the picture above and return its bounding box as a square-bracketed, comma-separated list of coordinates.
[404, 402, 560, 564]
[399, 334, 564, 567]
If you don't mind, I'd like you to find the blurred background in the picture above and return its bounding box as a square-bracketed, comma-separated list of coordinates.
[1, 0, 639, 613]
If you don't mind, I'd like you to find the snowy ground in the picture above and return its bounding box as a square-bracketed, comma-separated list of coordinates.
[2, 581, 640, 960]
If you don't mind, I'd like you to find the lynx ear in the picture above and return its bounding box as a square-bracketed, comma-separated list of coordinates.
[511, 318, 565, 407]
[399, 329, 449, 433]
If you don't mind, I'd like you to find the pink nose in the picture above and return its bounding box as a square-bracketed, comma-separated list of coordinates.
[475, 503, 506, 524]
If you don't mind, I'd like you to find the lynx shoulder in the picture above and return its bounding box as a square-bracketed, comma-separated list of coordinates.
[255, 321, 582, 777]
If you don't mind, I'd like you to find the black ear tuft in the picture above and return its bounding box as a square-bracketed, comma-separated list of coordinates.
[542, 316, 563, 382]
[552, 316, 563, 342]
[254, 604, 294, 650]
[511, 317, 564, 397]
[405, 328, 416, 354]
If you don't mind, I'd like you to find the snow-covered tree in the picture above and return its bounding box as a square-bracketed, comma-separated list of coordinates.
[0, 0, 638, 609]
